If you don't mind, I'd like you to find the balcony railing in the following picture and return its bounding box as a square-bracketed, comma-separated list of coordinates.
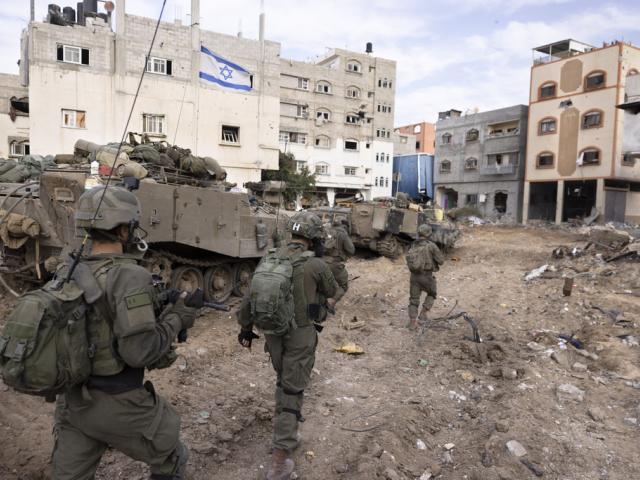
[480, 164, 516, 175]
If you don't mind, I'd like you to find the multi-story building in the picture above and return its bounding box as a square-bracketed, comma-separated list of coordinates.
[11, 0, 281, 185]
[278, 48, 396, 204]
[433, 105, 528, 221]
[616, 74, 640, 223]
[523, 39, 640, 224]
[0, 74, 29, 159]
[395, 121, 436, 154]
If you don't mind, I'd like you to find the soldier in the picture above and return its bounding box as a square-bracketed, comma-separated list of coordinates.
[53, 186, 197, 480]
[237, 211, 343, 480]
[406, 224, 444, 330]
[323, 218, 355, 294]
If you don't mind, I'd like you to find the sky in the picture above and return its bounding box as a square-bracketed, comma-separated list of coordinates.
[1, 0, 640, 126]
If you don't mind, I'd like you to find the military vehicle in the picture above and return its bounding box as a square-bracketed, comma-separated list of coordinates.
[309, 197, 460, 258]
[0, 138, 287, 303]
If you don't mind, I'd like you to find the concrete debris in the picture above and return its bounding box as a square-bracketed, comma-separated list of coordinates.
[525, 264, 549, 281]
[557, 383, 585, 403]
[416, 439, 427, 450]
[506, 440, 527, 457]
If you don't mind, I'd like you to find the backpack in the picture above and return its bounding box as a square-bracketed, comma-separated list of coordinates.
[249, 248, 313, 335]
[406, 243, 434, 274]
[323, 227, 337, 254]
[0, 260, 110, 400]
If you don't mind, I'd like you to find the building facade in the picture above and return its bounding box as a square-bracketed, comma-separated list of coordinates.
[523, 39, 640, 224]
[395, 121, 436, 154]
[0, 74, 29, 159]
[434, 105, 528, 222]
[278, 49, 396, 204]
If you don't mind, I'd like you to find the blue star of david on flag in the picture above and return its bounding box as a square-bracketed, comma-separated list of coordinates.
[199, 46, 253, 92]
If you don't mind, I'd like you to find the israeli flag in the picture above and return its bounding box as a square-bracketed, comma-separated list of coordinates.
[199, 46, 253, 92]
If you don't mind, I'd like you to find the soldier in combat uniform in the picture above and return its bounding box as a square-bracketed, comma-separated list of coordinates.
[323, 218, 355, 294]
[53, 186, 197, 479]
[237, 211, 343, 480]
[406, 224, 444, 330]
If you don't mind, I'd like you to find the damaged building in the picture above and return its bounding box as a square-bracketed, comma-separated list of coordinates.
[0, 74, 29, 159]
[433, 105, 528, 222]
[523, 39, 640, 224]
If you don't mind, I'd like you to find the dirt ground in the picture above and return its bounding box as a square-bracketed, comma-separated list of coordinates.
[1, 225, 639, 480]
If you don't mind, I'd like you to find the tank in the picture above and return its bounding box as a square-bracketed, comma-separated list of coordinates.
[0, 138, 288, 303]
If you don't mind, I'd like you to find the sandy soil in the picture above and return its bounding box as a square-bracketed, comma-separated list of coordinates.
[1, 225, 639, 480]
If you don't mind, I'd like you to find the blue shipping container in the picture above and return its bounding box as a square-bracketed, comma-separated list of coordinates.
[392, 154, 434, 201]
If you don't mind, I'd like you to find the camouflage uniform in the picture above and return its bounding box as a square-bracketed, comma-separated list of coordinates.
[407, 225, 444, 326]
[323, 223, 355, 293]
[53, 187, 196, 480]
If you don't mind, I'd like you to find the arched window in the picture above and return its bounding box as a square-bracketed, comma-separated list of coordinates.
[464, 157, 478, 170]
[538, 117, 557, 135]
[578, 147, 601, 166]
[538, 81, 557, 100]
[584, 70, 606, 90]
[582, 109, 603, 129]
[346, 60, 362, 73]
[439, 160, 451, 173]
[345, 112, 360, 124]
[316, 108, 331, 121]
[345, 86, 361, 98]
[315, 80, 332, 94]
[465, 128, 479, 142]
[314, 134, 330, 148]
[536, 151, 554, 168]
[9, 140, 30, 157]
[628, 68, 639, 76]
[441, 133, 452, 144]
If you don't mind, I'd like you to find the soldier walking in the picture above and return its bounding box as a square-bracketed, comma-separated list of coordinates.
[53, 187, 197, 479]
[323, 218, 355, 294]
[237, 211, 342, 480]
[406, 224, 444, 330]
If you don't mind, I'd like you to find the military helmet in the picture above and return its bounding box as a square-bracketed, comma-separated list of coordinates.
[287, 211, 324, 240]
[75, 186, 141, 231]
[417, 224, 432, 238]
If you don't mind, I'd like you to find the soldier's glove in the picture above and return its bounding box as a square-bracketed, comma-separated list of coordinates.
[170, 297, 198, 330]
[238, 329, 260, 348]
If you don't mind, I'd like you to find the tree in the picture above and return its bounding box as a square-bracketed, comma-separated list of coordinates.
[262, 151, 316, 203]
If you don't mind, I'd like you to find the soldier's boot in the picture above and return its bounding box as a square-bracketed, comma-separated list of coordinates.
[406, 316, 419, 330]
[266, 448, 295, 480]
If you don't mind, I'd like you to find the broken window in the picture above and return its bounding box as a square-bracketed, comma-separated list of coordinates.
[537, 152, 554, 168]
[539, 117, 557, 135]
[315, 135, 330, 148]
[346, 86, 361, 98]
[280, 132, 307, 144]
[61, 109, 86, 128]
[146, 56, 172, 75]
[346, 60, 362, 73]
[221, 125, 240, 144]
[464, 157, 478, 170]
[622, 152, 639, 166]
[344, 166, 357, 176]
[465, 194, 478, 206]
[9, 140, 29, 157]
[296, 105, 308, 118]
[488, 121, 519, 137]
[57, 45, 89, 65]
[315, 163, 329, 175]
[579, 148, 600, 166]
[345, 113, 360, 124]
[344, 139, 359, 151]
[494, 192, 508, 214]
[465, 129, 479, 142]
[439, 160, 451, 173]
[584, 71, 606, 90]
[316, 109, 331, 121]
[297, 77, 309, 90]
[539, 81, 556, 99]
[582, 110, 602, 129]
[316, 81, 332, 94]
[441, 133, 452, 144]
[143, 114, 165, 135]
[414, 124, 422, 134]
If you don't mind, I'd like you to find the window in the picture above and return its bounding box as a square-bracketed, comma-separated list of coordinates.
[344, 166, 357, 176]
[376, 128, 390, 138]
[279, 132, 307, 144]
[316, 109, 331, 121]
[143, 114, 166, 135]
[487, 153, 512, 166]
[346, 86, 361, 98]
[385, 177, 389, 187]
[439, 160, 451, 173]
[539, 81, 556, 99]
[539, 117, 557, 135]
[579, 147, 600, 166]
[582, 110, 603, 129]
[315, 163, 329, 175]
[378, 78, 390, 88]
[279, 132, 290, 143]
[221, 125, 240, 144]
[416, 141, 421, 150]
[345, 113, 360, 124]
[386, 154, 390, 163]
[146, 56, 172, 75]
[57, 45, 89, 65]
[297, 77, 309, 90]
[296, 161, 307, 173]
[414, 124, 422, 134]
[9, 140, 29, 157]
[61, 109, 86, 128]
[628, 69, 639, 77]
[622, 152, 639, 166]
[375, 177, 379, 186]
[316, 81, 332, 94]
[465, 129, 479, 142]
[465, 194, 478, 206]
[296, 105, 308, 118]
[346, 60, 362, 73]
[441, 133, 452, 144]
[315, 135, 330, 148]
[377, 104, 392, 113]
[464, 157, 478, 170]
[536, 151, 554, 168]
[584, 71, 606, 90]
[344, 139, 359, 151]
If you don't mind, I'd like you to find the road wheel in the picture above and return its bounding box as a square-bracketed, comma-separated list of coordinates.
[170, 266, 204, 293]
[204, 264, 233, 303]
[377, 234, 401, 259]
[232, 261, 255, 297]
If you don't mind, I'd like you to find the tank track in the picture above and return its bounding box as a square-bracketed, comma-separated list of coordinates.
[149, 249, 236, 268]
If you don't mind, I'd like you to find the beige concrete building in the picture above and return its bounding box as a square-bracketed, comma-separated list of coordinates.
[0, 74, 29, 159]
[278, 48, 396, 204]
[524, 39, 640, 224]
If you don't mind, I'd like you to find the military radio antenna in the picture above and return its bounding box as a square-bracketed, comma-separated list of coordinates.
[65, 0, 168, 282]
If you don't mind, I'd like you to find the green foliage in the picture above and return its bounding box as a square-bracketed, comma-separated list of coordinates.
[262, 151, 316, 202]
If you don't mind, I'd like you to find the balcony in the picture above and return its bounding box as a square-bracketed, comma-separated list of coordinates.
[480, 164, 516, 175]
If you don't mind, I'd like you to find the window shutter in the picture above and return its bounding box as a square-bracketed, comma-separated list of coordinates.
[81, 48, 89, 65]
[166, 60, 172, 75]
[57, 45, 63, 61]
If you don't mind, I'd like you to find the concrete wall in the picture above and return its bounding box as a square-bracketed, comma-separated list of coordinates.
[393, 132, 417, 156]
[0, 74, 29, 158]
[396, 122, 435, 154]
